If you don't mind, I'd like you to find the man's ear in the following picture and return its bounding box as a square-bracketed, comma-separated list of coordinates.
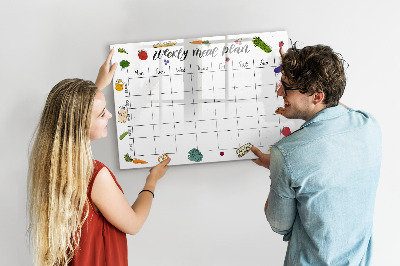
[313, 92, 325, 105]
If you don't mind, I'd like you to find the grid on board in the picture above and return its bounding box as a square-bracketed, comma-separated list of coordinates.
[118, 42, 284, 158]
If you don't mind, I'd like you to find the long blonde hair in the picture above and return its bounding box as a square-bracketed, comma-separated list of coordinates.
[28, 79, 98, 265]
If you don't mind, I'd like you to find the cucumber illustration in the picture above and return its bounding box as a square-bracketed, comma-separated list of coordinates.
[119, 131, 129, 140]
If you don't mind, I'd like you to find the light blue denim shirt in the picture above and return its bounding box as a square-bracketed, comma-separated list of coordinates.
[266, 105, 382, 266]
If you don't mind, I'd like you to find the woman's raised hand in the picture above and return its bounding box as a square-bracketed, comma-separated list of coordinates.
[95, 49, 117, 90]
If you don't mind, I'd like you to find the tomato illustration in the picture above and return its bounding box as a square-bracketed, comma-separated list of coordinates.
[138, 50, 148, 60]
[281, 127, 291, 136]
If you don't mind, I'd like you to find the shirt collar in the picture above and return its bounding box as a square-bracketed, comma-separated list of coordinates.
[300, 105, 349, 129]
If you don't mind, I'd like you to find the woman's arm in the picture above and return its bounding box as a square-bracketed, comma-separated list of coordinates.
[91, 158, 171, 235]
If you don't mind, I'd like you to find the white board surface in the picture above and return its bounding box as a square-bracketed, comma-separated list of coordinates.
[110, 31, 296, 169]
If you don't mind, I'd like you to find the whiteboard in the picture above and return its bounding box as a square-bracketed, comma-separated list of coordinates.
[110, 31, 296, 169]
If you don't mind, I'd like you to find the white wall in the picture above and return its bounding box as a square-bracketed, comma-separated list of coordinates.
[1, 1, 399, 265]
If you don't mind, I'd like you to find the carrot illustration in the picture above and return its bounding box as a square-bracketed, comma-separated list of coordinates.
[190, 40, 203, 44]
[132, 159, 148, 164]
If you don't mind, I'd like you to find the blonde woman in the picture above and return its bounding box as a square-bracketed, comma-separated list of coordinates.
[27, 50, 171, 266]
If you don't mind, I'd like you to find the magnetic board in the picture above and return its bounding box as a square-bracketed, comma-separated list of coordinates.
[110, 31, 296, 169]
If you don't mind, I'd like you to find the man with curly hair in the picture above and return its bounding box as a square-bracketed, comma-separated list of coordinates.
[251, 44, 382, 265]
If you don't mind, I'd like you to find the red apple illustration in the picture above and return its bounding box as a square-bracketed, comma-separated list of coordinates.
[220, 152, 224, 156]
[138, 50, 148, 60]
[281, 127, 291, 136]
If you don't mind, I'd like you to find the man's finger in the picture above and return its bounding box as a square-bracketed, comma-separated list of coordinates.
[279, 46, 285, 57]
[252, 158, 262, 166]
[251, 146, 262, 157]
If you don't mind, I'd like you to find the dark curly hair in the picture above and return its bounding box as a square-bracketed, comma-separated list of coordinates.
[281, 43, 347, 107]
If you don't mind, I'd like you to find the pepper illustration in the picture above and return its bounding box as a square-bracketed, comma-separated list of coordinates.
[281, 127, 291, 136]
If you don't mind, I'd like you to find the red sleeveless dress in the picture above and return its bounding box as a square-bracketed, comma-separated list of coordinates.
[69, 160, 128, 266]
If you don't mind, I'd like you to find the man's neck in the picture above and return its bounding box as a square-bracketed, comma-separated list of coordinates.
[304, 104, 327, 121]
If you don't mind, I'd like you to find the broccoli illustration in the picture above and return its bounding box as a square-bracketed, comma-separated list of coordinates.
[124, 153, 133, 162]
[188, 148, 203, 162]
[118, 48, 128, 54]
[120, 60, 130, 69]
[252, 37, 272, 53]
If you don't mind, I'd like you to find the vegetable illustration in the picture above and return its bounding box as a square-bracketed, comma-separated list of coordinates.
[158, 153, 169, 163]
[118, 108, 128, 123]
[138, 50, 148, 60]
[275, 107, 285, 115]
[236, 143, 253, 158]
[235, 38, 242, 45]
[120, 60, 130, 69]
[220, 152, 224, 156]
[189, 40, 210, 45]
[188, 148, 203, 162]
[115, 79, 124, 91]
[131, 159, 148, 164]
[279, 41, 284, 48]
[124, 153, 133, 162]
[153, 42, 177, 48]
[118, 48, 128, 54]
[124, 153, 148, 164]
[281, 127, 291, 136]
[119, 131, 129, 140]
[252, 37, 272, 53]
[274, 65, 282, 73]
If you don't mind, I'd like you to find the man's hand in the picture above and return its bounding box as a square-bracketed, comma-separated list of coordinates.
[251, 147, 271, 169]
[95, 49, 117, 90]
[279, 46, 285, 58]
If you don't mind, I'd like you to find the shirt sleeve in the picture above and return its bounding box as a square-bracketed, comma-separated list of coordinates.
[266, 146, 297, 241]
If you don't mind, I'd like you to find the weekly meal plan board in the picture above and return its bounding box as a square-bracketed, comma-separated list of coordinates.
[111, 31, 296, 169]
